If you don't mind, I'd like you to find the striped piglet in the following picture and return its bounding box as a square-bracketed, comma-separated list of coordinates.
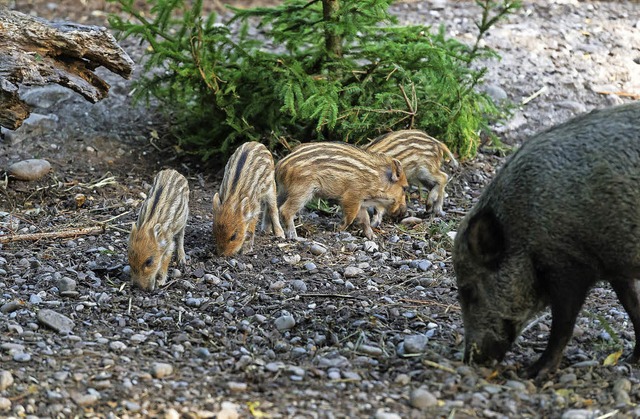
[128, 169, 189, 292]
[212, 141, 285, 256]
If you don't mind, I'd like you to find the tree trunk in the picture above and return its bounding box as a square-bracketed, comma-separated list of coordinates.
[322, 0, 342, 58]
[0, 8, 134, 130]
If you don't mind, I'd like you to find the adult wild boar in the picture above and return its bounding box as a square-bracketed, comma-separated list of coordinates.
[453, 101, 640, 379]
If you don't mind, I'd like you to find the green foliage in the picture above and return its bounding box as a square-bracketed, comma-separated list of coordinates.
[108, 0, 519, 160]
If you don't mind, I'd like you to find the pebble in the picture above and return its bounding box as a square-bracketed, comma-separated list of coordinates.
[561, 410, 597, 419]
[13, 352, 31, 362]
[0, 301, 22, 314]
[344, 266, 363, 278]
[504, 380, 527, 392]
[613, 378, 632, 405]
[401, 216, 422, 226]
[0, 371, 13, 391]
[409, 387, 438, 409]
[363, 241, 379, 252]
[290, 279, 307, 292]
[57, 277, 77, 292]
[151, 362, 173, 378]
[358, 344, 383, 356]
[403, 334, 429, 354]
[374, 410, 401, 419]
[0, 397, 10, 411]
[72, 393, 99, 406]
[7, 159, 51, 181]
[37, 309, 75, 334]
[109, 341, 126, 351]
[275, 315, 296, 331]
[227, 381, 247, 392]
[303, 262, 317, 272]
[309, 243, 327, 255]
[217, 401, 240, 419]
[283, 254, 301, 264]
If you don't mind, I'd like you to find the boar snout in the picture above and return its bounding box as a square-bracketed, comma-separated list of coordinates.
[463, 319, 518, 365]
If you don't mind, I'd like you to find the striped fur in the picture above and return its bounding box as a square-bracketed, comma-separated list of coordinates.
[212, 141, 284, 256]
[365, 129, 458, 216]
[276, 142, 409, 239]
[128, 169, 189, 291]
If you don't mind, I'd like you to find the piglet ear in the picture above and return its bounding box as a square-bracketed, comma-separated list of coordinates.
[213, 193, 221, 212]
[387, 159, 403, 183]
[153, 224, 162, 240]
[130, 223, 138, 237]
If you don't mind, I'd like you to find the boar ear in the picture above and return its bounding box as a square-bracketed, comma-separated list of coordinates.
[212, 193, 221, 212]
[387, 159, 403, 183]
[466, 209, 505, 268]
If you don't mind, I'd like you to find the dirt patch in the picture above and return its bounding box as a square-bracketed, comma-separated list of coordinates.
[1, 1, 640, 417]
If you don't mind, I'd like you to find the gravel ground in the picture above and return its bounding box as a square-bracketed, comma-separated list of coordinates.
[1, 1, 640, 418]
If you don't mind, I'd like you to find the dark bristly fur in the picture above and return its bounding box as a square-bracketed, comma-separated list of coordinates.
[128, 169, 189, 292]
[275, 142, 409, 240]
[453, 102, 640, 380]
[365, 129, 457, 216]
[212, 141, 284, 256]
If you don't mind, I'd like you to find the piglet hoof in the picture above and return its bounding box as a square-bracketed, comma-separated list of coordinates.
[525, 357, 560, 382]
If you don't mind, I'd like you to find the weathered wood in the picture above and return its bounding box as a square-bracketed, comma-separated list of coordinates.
[0, 8, 134, 130]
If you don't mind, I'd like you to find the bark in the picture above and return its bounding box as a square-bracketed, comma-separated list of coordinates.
[0, 8, 134, 130]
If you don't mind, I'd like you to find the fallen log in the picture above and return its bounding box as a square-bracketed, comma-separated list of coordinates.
[0, 8, 134, 130]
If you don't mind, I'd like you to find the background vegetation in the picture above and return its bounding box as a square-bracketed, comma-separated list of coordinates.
[108, 0, 518, 161]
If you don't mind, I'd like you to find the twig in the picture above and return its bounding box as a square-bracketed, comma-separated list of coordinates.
[521, 86, 548, 105]
[422, 359, 456, 373]
[0, 225, 105, 244]
[521, 312, 551, 335]
[298, 293, 363, 299]
[399, 298, 460, 311]
[595, 90, 640, 100]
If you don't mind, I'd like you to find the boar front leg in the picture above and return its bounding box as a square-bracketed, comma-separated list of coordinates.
[263, 185, 285, 238]
[417, 168, 447, 216]
[609, 278, 640, 362]
[279, 187, 314, 239]
[527, 267, 593, 379]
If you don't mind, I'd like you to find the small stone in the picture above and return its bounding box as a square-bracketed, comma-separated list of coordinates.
[283, 254, 301, 264]
[274, 315, 296, 331]
[561, 410, 596, 419]
[374, 411, 402, 419]
[203, 274, 221, 284]
[57, 277, 76, 292]
[309, 243, 327, 256]
[0, 397, 10, 411]
[410, 387, 438, 409]
[29, 294, 42, 305]
[0, 301, 22, 314]
[217, 401, 240, 419]
[37, 309, 75, 334]
[358, 344, 382, 356]
[401, 216, 422, 226]
[13, 352, 31, 362]
[290, 280, 307, 292]
[72, 393, 99, 406]
[394, 373, 410, 385]
[613, 378, 632, 405]
[363, 241, 378, 252]
[303, 262, 317, 272]
[504, 380, 527, 392]
[227, 381, 247, 392]
[0, 371, 14, 391]
[403, 334, 429, 354]
[151, 362, 173, 378]
[7, 159, 51, 181]
[344, 266, 363, 278]
[109, 341, 126, 351]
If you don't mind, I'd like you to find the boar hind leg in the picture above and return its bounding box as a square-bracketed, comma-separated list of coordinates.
[417, 168, 447, 216]
[527, 270, 592, 379]
[263, 186, 285, 238]
[176, 227, 187, 266]
[609, 278, 640, 362]
[279, 187, 314, 239]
